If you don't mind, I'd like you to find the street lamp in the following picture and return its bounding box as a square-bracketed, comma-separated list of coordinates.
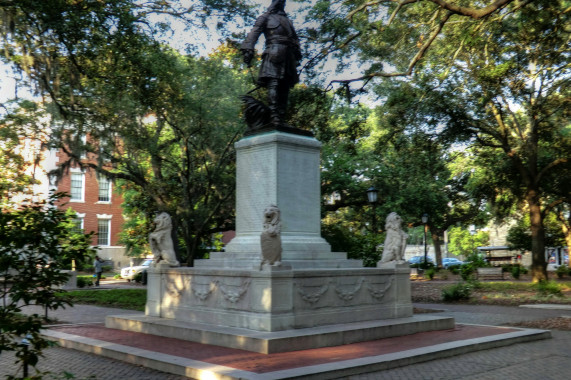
[422, 213, 429, 266]
[367, 187, 379, 237]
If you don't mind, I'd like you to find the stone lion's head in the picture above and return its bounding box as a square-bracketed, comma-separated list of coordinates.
[263, 204, 280, 226]
[385, 212, 402, 231]
[153, 212, 172, 231]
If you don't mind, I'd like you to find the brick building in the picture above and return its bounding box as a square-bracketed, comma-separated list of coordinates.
[52, 148, 128, 268]
[55, 165, 124, 247]
[13, 132, 128, 268]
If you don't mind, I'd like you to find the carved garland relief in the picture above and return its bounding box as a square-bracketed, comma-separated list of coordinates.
[366, 276, 395, 300]
[294, 281, 329, 304]
[333, 278, 365, 301]
[295, 276, 395, 305]
[162, 276, 185, 298]
[219, 279, 251, 303]
[191, 279, 218, 301]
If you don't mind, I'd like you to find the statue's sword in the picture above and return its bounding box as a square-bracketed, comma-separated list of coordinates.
[246, 65, 262, 96]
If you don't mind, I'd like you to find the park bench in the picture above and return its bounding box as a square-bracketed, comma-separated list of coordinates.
[476, 267, 504, 281]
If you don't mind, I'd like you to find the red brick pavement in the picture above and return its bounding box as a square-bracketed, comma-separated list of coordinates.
[50, 324, 517, 374]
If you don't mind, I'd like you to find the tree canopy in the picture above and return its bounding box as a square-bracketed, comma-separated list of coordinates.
[0, 0, 568, 276]
[1, 1, 253, 265]
[303, 0, 570, 280]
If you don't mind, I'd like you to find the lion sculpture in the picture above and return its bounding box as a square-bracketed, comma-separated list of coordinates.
[379, 212, 408, 263]
[149, 212, 180, 267]
[260, 204, 282, 269]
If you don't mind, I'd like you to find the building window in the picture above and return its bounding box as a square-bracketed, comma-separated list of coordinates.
[80, 134, 87, 159]
[70, 172, 85, 201]
[48, 174, 58, 188]
[98, 175, 111, 202]
[97, 219, 111, 246]
[71, 218, 84, 234]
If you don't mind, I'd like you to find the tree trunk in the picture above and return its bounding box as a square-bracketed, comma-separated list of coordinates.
[185, 236, 200, 267]
[169, 215, 183, 265]
[527, 189, 547, 282]
[431, 230, 443, 268]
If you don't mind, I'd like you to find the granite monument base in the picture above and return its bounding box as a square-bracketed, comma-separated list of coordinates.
[106, 263, 456, 353]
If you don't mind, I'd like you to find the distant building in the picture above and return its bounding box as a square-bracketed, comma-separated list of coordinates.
[12, 131, 128, 269]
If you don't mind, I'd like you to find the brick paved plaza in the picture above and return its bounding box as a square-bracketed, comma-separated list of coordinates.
[1, 301, 570, 379]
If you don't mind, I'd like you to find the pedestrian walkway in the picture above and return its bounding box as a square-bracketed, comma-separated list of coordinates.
[1, 302, 569, 379]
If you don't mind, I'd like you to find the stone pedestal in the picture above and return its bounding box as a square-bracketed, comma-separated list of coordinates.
[144, 264, 412, 332]
[59, 270, 77, 290]
[108, 131, 447, 353]
[198, 132, 359, 269]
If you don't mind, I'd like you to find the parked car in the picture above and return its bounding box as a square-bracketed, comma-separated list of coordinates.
[121, 259, 153, 281]
[408, 256, 434, 265]
[442, 257, 464, 269]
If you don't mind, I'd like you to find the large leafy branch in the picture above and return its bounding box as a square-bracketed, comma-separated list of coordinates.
[303, 0, 534, 88]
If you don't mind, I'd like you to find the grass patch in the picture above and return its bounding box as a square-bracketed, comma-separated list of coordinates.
[475, 281, 571, 292]
[475, 282, 534, 292]
[470, 281, 571, 305]
[65, 289, 146, 311]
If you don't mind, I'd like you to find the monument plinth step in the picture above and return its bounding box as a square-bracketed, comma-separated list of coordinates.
[106, 314, 456, 354]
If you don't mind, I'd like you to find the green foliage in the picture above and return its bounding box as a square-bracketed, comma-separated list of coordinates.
[321, 221, 383, 267]
[314, 0, 568, 282]
[0, 100, 48, 202]
[532, 281, 563, 297]
[0, 193, 95, 378]
[555, 266, 569, 279]
[97, 49, 249, 265]
[460, 264, 475, 281]
[442, 282, 473, 302]
[448, 227, 490, 257]
[507, 213, 566, 252]
[511, 265, 521, 280]
[465, 252, 489, 268]
[459, 251, 491, 281]
[76, 277, 93, 288]
[66, 289, 146, 311]
[318, 98, 486, 264]
[424, 268, 436, 280]
[0, 1, 254, 267]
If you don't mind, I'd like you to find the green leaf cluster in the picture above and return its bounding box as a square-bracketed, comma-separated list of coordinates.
[0, 193, 95, 378]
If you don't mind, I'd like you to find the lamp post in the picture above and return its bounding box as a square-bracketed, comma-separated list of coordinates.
[422, 213, 429, 266]
[367, 187, 379, 238]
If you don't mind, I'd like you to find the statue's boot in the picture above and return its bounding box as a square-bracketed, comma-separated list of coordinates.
[267, 79, 283, 125]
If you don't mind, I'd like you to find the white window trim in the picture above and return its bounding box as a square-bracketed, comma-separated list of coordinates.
[80, 134, 87, 159]
[96, 175, 112, 204]
[69, 168, 85, 203]
[97, 217, 112, 246]
[75, 213, 85, 231]
[75, 217, 84, 231]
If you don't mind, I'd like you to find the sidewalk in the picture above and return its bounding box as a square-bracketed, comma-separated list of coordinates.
[1, 302, 570, 379]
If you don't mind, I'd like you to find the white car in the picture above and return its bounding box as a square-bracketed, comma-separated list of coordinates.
[121, 259, 153, 281]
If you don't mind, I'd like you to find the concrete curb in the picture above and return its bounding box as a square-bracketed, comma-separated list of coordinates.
[42, 325, 550, 380]
[42, 329, 252, 380]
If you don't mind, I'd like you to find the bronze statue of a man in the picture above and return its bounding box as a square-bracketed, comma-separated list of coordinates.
[241, 0, 301, 125]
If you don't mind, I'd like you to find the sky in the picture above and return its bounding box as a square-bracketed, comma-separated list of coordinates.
[0, 0, 303, 103]
[0, 65, 20, 102]
[0, 1, 365, 104]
